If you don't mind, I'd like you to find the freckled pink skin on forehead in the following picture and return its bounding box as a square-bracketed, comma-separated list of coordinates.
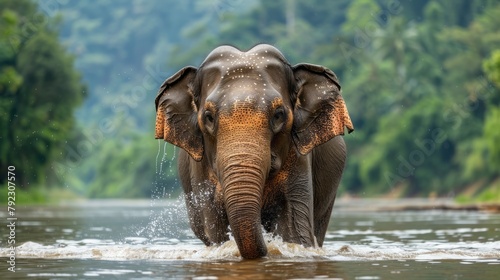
[199, 45, 291, 113]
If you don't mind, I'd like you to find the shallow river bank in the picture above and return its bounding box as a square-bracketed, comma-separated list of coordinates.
[1, 198, 499, 279]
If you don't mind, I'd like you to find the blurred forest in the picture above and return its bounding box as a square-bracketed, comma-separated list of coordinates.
[1, 0, 499, 202]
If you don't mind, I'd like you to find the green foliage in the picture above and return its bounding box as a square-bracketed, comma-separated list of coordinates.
[483, 105, 500, 167]
[483, 50, 500, 87]
[475, 182, 500, 203]
[359, 97, 455, 195]
[0, 0, 85, 188]
[341, 0, 380, 34]
[455, 179, 500, 204]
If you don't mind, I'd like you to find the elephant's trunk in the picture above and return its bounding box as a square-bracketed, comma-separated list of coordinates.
[219, 142, 269, 259]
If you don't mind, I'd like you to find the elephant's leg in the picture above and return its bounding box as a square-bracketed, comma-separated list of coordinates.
[178, 150, 211, 245]
[185, 188, 229, 246]
[180, 151, 229, 245]
[313, 194, 336, 246]
[201, 175, 230, 244]
[184, 193, 211, 246]
[276, 154, 316, 247]
[312, 137, 347, 246]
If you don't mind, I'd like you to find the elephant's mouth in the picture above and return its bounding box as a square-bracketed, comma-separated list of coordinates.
[269, 152, 281, 176]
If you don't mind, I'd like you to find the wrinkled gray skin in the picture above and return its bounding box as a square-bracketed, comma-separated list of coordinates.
[155, 44, 353, 259]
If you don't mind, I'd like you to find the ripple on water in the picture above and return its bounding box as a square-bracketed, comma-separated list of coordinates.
[3, 238, 500, 262]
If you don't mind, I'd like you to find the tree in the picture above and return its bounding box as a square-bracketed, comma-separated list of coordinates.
[482, 50, 500, 171]
[0, 0, 85, 188]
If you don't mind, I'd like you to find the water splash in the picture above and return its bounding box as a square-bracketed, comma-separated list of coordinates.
[4, 239, 500, 262]
[143, 141, 184, 241]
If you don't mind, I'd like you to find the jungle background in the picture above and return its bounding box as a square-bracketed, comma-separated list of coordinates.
[1, 0, 499, 203]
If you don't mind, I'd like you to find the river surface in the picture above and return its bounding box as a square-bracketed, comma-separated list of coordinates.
[1, 198, 499, 279]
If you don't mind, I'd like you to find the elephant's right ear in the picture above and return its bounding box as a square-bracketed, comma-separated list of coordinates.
[155, 66, 204, 161]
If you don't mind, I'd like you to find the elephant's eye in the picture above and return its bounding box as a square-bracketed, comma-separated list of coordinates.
[204, 110, 215, 133]
[271, 108, 285, 133]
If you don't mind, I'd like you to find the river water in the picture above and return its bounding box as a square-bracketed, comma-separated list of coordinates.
[1, 198, 499, 279]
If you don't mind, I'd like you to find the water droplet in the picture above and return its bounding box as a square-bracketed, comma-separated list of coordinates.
[155, 139, 162, 174]
[159, 142, 169, 174]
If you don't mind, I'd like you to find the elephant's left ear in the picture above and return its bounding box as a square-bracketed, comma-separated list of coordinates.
[292, 63, 354, 155]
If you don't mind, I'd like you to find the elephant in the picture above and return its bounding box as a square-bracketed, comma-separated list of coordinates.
[154, 44, 353, 259]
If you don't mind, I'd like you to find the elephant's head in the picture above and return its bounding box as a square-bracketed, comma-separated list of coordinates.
[155, 44, 353, 259]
